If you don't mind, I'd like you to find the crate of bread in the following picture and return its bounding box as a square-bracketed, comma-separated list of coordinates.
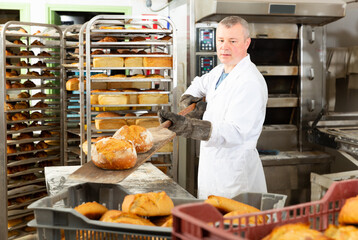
[172, 179, 358, 240]
[27, 181, 286, 240]
[28, 182, 199, 240]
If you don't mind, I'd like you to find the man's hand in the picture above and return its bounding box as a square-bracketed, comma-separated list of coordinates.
[179, 95, 207, 119]
[158, 110, 212, 141]
[179, 94, 204, 110]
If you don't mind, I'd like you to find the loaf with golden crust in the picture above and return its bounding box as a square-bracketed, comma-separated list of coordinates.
[91, 137, 137, 170]
[324, 224, 358, 239]
[93, 57, 123, 68]
[135, 113, 160, 128]
[74, 201, 108, 220]
[113, 125, 153, 153]
[338, 195, 358, 225]
[205, 195, 261, 214]
[100, 210, 155, 226]
[95, 112, 127, 130]
[138, 90, 169, 105]
[66, 78, 79, 91]
[122, 191, 174, 217]
[143, 53, 172, 67]
[262, 223, 328, 240]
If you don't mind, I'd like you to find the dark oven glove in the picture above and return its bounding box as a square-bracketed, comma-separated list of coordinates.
[179, 94, 207, 119]
[158, 110, 212, 141]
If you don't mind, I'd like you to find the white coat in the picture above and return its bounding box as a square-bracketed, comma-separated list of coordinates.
[184, 55, 268, 199]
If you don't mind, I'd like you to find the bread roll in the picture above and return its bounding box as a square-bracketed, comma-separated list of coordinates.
[146, 74, 164, 79]
[23, 80, 36, 88]
[92, 73, 108, 78]
[17, 92, 30, 98]
[122, 191, 174, 217]
[113, 125, 153, 153]
[91, 137, 137, 170]
[136, 113, 160, 128]
[124, 57, 143, 67]
[66, 78, 79, 91]
[338, 195, 358, 225]
[74, 201, 108, 220]
[143, 53, 172, 67]
[8, 218, 23, 228]
[95, 112, 127, 130]
[100, 210, 155, 226]
[224, 208, 264, 225]
[138, 90, 169, 105]
[262, 223, 325, 240]
[93, 57, 124, 68]
[205, 195, 261, 214]
[98, 36, 118, 42]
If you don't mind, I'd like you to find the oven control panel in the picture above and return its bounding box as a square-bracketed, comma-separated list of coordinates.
[197, 28, 215, 52]
[197, 55, 217, 76]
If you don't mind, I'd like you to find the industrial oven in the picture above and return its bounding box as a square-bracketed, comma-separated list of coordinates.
[177, 0, 347, 204]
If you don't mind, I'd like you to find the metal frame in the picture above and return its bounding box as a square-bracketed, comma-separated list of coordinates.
[0, 21, 63, 240]
[78, 15, 179, 179]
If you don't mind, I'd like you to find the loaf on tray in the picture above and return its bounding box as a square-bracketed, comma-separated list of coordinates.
[95, 112, 127, 130]
[93, 57, 124, 68]
[91, 137, 137, 170]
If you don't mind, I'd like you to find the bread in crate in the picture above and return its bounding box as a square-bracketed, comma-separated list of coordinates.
[94, 112, 127, 130]
[122, 191, 174, 216]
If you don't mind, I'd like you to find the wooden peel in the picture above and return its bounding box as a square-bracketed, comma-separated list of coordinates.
[68, 103, 196, 184]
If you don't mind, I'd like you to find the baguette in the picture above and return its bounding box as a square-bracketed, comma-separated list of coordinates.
[205, 195, 261, 214]
[122, 191, 174, 217]
[100, 210, 155, 226]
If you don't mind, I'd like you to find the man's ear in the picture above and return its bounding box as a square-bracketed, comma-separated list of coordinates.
[245, 37, 251, 50]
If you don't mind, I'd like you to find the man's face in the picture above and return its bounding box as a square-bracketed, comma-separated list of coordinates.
[216, 23, 251, 69]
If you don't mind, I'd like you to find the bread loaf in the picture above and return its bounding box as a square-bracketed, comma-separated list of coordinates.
[125, 113, 136, 125]
[138, 90, 169, 105]
[113, 125, 153, 153]
[91, 137, 137, 170]
[95, 112, 127, 130]
[205, 195, 261, 214]
[122, 191, 174, 217]
[74, 201, 108, 220]
[100, 210, 155, 226]
[136, 113, 160, 128]
[143, 53, 172, 67]
[124, 57, 143, 67]
[262, 223, 325, 240]
[338, 195, 358, 225]
[66, 78, 79, 91]
[98, 92, 129, 105]
[93, 57, 124, 68]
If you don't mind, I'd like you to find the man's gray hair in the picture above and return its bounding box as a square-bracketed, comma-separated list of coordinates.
[219, 16, 250, 39]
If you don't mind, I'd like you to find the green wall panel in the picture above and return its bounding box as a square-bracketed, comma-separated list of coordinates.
[0, 2, 30, 22]
[46, 4, 132, 24]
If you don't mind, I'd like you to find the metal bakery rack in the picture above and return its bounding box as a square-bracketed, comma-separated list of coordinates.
[80, 15, 179, 179]
[0, 21, 63, 239]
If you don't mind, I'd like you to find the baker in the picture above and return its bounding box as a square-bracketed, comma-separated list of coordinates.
[159, 16, 268, 199]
